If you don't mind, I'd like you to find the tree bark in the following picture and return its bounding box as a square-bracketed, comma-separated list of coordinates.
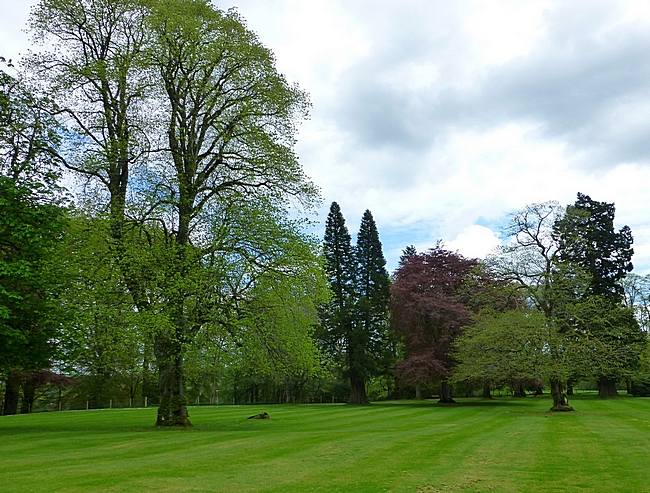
[348, 371, 368, 404]
[482, 382, 492, 399]
[598, 377, 618, 398]
[2, 370, 21, 415]
[550, 378, 573, 411]
[155, 336, 190, 427]
[438, 380, 455, 404]
[20, 376, 36, 414]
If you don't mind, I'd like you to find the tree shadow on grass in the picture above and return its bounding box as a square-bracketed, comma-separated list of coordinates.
[369, 398, 536, 409]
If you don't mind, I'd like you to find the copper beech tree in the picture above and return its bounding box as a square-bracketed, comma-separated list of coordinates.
[390, 245, 478, 403]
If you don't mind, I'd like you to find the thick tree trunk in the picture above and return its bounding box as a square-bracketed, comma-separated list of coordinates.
[155, 336, 190, 427]
[438, 380, 455, 404]
[2, 370, 21, 415]
[349, 372, 368, 404]
[20, 376, 36, 414]
[598, 377, 618, 398]
[482, 382, 492, 399]
[550, 378, 573, 412]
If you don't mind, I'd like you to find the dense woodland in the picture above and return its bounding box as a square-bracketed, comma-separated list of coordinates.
[1, 0, 650, 426]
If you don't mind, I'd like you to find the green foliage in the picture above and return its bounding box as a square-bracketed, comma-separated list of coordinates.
[320, 202, 355, 354]
[555, 193, 633, 301]
[560, 296, 645, 382]
[352, 210, 390, 382]
[0, 179, 66, 371]
[453, 308, 580, 389]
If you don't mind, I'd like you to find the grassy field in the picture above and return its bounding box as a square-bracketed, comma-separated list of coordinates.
[0, 396, 649, 492]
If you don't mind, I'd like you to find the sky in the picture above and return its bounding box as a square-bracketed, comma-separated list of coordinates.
[2, 0, 649, 274]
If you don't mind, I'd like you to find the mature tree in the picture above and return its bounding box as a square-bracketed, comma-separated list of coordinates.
[555, 193, 639, 397]
[562, 296, 644, 397]
[137, 0, 315, 425]
[0, 68, 67, 415]
[391, 245, 478, 403]
[29, 0, 316, 426]
[351, 209, 390, 403]
[555, 193, 633, 300]
[29, 0, 151, 246]
[453, 309, 564, 393]
[489, 202, 576, 410]
[321, 202, 359, 400]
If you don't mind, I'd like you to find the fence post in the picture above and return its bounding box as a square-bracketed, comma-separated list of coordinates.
[144, 396, 148, 408]
[109, 399, 112, 409]
[86, 400, 89, 410]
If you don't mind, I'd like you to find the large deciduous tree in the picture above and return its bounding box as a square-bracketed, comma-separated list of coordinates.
[489, 202, 577, 410]
[0, 68, 66, 415]
[29, 0, 317, 426]
[143, 0, 315, 425]
[391, 245, 478, 403]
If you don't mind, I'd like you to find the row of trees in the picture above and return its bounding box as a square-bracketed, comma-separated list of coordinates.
[389, 195, 646, 411]
[2, 1, 649, 422]
[320, 203, 391, 404]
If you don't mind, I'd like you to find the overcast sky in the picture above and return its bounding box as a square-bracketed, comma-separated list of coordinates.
[2, 1, 649, 274]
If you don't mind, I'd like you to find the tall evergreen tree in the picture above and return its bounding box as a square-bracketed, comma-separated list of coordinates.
[554, 193, 641, 397]
[352, 210, 390, 404]
[554, 192, 633, 301]
[321, 202, 356, 396]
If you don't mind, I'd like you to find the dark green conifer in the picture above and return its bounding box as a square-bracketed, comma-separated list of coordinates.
[321, 202, 356, 381]
[350, 210, 390, 404]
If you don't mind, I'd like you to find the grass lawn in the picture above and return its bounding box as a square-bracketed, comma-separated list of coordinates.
[0, 396, 648, 492]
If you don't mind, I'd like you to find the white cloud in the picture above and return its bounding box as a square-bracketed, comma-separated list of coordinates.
[1, 0, 648, 274]
[446, 225, 501, 259]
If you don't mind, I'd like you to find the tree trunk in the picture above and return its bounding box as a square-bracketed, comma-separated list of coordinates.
[2, 370, 21, 415]
[550, 378, 573, 411]
[513, 381, 526, 398]
[438, 380, 455, 404]
[598, 377, 618, 398]
[20, 376, 36, 414]
[348, 372, 368, 404]
[415, 383, 422, 400]
[482, 382, 492, 399]
[155, 336, 190, 427]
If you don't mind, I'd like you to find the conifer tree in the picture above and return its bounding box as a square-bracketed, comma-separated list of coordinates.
[352, 210, 390, 404]
[554, 192, 633, 301]
[321, 202, 356, 387]
[555, 193, 641, 397]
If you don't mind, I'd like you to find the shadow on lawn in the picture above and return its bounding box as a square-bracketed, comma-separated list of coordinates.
[369, 397, 538, 409]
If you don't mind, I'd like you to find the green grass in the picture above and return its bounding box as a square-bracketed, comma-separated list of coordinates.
[1, 396, 649, 492]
